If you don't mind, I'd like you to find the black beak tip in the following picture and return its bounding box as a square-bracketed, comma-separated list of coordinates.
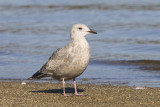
[88, 29, 97, 34]
[93, 31, 97, 34]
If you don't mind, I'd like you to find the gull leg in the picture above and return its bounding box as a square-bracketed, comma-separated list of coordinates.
[73, 78, 78, 95]
[73, 78, 87, 96]
[62, 78, 69, 96]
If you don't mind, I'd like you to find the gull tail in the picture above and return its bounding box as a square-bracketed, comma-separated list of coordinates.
[27, 71, 45, 80]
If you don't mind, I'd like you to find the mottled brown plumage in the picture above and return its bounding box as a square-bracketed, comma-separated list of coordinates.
[28, 24, 97, 96]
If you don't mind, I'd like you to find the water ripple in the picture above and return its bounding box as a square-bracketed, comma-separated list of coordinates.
[90, 60, 160, 71]
[0, 4, 160, 11]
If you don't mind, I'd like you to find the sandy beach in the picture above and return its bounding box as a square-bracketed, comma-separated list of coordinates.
[0, 81, 160, 107]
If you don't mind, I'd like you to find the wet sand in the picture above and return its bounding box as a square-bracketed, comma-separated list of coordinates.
[0, 81, 160, 107]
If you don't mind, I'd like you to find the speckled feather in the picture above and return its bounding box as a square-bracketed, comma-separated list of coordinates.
[29, 24, 96, 81]
[39, 38, 90, 81]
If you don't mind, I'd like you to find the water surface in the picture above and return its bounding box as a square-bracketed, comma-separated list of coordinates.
[1, 0, 160, 87]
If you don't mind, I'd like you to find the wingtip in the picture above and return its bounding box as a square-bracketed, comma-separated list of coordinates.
[27, 77, 33, 80]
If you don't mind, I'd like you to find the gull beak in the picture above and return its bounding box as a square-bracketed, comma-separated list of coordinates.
[88, 29, 97, 34]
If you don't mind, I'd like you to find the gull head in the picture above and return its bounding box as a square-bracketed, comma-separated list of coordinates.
[70, 24, 97, 40]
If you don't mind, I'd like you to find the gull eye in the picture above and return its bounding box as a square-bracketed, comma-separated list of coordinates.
[78, 27, 82, 30]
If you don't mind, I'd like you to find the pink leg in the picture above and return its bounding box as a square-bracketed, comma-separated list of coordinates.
[73, 78, 87, 96]
[62, 78, 69, 96]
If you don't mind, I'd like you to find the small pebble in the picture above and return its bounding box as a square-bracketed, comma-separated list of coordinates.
[21, 81, 26, 85]
[135, 87, 145, 89]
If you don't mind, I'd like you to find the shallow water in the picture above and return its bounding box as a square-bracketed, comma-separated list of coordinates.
[1, 0, 160, 87]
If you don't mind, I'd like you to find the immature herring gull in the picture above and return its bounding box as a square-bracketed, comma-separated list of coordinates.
[28, 24, 97, 96]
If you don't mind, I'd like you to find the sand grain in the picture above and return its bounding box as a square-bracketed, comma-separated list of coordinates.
[0, 81, 160, 107]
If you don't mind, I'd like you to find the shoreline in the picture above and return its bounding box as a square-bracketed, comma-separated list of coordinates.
[0, 81, 160, 106]
[1, 78, 160, 88]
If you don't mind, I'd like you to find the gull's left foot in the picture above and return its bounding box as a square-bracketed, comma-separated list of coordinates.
[74, 93, 87, 96]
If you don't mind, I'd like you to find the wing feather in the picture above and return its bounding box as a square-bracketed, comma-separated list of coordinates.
[39, 45, 72, 75]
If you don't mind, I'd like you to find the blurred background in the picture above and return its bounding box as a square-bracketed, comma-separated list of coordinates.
[0, 0, 160, 87]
